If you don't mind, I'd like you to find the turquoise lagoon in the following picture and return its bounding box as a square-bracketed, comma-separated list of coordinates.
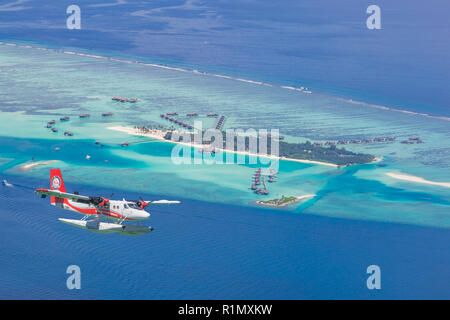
[0, 42, 449, 228]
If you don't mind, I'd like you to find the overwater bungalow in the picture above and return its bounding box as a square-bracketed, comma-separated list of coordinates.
[48, 120, 56, 124]
[102, 112, 114, 117]
[46, 123, 52, 128]
[187, 113, 198, 117]
[128, 98, 138, 103]
[79, 114, 90, 118]
[60, 116, 70, 121]
[64, 131, 73, 136]
[215, 116, 226, 130]
[207, 113, 218, 117]
[51, 128, 58, 133]
[166, 112, 178, 116]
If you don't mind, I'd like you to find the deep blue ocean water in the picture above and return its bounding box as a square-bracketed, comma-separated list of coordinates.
[0, 0, 449, 116]
[1, 173, 449, 299]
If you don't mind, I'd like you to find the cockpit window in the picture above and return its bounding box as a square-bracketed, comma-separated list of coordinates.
[127, 202, 140, 209]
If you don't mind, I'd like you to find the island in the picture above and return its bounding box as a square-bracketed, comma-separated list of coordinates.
[163, 129, 376, 166]
[256, 195, 315, 207]
[108, 126, 376, 166]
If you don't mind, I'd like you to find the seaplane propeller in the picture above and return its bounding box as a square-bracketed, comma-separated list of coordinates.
[136, 196, 149, 210]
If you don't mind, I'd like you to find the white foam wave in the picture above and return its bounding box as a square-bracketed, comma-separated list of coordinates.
[3, 41, 449, 122]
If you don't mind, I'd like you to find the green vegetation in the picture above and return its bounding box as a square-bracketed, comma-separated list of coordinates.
[162, 130, 375, 166]
[259, 196, 298, 206]
[278, 140, 375, 166]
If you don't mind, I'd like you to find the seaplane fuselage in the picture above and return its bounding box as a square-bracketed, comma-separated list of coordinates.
[53, 197, 150, 221]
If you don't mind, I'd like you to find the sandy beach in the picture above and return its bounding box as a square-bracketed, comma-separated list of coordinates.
[18, 160, 58, 172]
[386, 172, 450, 188]
[107, 126, 339, 167]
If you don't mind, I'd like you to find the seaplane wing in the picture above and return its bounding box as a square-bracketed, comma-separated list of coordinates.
[35, 188, 91, 202]
[148, 200, 181, 204]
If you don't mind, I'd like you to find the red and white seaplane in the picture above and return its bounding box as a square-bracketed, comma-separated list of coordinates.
[35, 169, 180, 235]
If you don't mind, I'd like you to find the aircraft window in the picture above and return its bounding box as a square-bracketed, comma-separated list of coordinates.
[124, 204, 129, 209]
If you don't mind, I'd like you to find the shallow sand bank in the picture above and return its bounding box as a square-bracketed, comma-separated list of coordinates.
[386, 172, 450, 188]
[18, 160, 58, 172]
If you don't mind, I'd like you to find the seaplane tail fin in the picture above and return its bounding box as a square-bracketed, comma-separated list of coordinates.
[50, 168, 66, 205]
